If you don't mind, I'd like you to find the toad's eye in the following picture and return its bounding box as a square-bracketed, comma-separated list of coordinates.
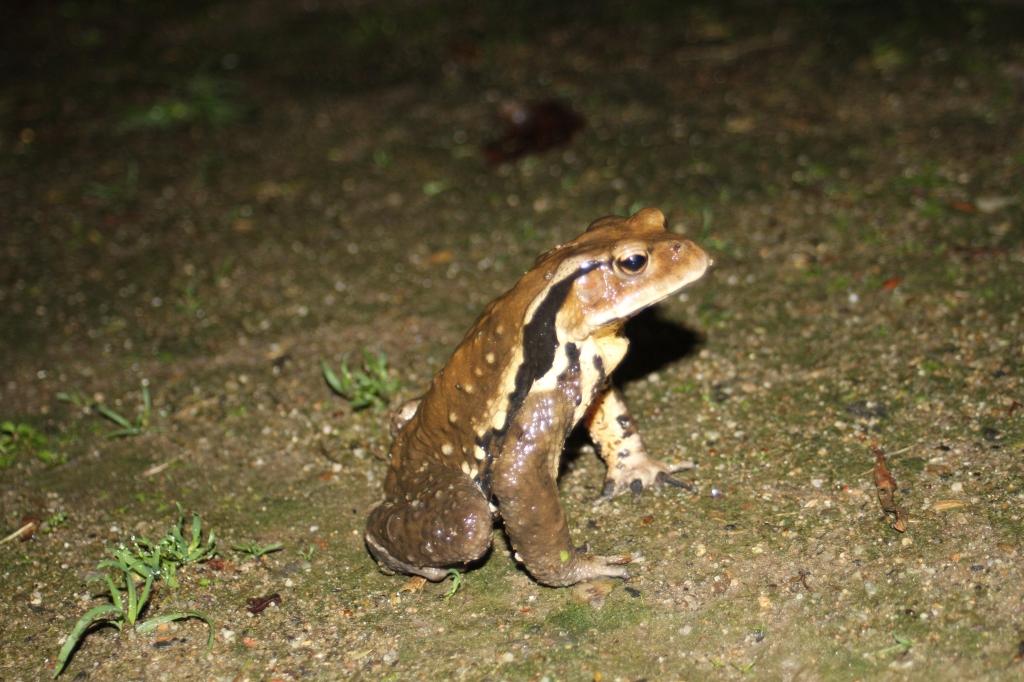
[616, 253, 648, 275]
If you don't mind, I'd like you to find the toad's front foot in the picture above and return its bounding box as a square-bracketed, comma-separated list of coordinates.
[600, 455, 694, 499]
[528, 551, 635, 586]
[577, 553, 634, 581]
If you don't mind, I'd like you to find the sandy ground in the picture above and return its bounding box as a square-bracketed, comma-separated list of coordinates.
[2, 1, 1022, 679]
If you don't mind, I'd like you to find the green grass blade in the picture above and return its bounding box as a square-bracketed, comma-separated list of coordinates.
[95, 559, 124, 573]
[52, 604, 123, 678]
[140, 383, 151, 427]
[163, 564, 179, 589]
[96, 404, 133, 429]
[321, 361, 345, 395]
[443, 568, 463, 600]
[136, 574, 155, 615]
[125, 572, 138, 624]
[136, 611, 214, 648]
[172, 523, 186, 552]
[145, 544, 163, 571]
[103, 575, 122, 612]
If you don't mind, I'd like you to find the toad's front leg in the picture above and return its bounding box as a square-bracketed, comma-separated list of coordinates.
[493, 451, 630, 586]
[586, 387, 693, 498]
[491, 397, 631, 586]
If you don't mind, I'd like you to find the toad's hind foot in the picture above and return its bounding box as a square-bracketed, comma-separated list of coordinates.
[600, 455, 695, 499]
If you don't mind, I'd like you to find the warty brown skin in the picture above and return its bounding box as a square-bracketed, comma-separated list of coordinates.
[365, 208, 711, 586]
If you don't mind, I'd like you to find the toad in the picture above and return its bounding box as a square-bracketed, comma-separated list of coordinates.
[366, 208, 711, 586]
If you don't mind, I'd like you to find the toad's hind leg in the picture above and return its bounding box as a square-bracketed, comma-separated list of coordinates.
[365, 470, 492, 581]
[586, 387, 693, 498]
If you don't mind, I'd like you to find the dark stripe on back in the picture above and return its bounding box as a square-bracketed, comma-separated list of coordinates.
[475, 263, 598, 496]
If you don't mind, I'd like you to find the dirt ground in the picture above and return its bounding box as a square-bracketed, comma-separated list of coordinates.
[2, 1, 1022, 679]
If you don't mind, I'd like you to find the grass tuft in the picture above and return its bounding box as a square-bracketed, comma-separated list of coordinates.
[132, 504, 216, 588]
[117, 74, 243, 132]
[52, 506, 216, 677]
[321, 350, 400, 411]
[58, 381, 152, 438]
[0, 421, 63, 467]
[231, 541, 284, 560]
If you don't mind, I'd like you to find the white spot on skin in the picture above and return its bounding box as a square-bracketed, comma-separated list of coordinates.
[474, 367, 484, 377]
[469, 466, 478, 478]
[464, 384, 475, 394]
[461, 461, 471, 475]
[474, 446, 486, 461]
[441, 443, 454, 456]
[492, 410, 507, 429]
[485, 352, 495, 364]
[448, 412, 458, 424]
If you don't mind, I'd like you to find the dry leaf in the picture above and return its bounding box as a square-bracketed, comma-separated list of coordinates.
[427, 250, 455, 265]
[948, 200, 977, 214]
[483, 100, 584, 165]
[246, 593, 282, 614]
[398, 576, 428, 594]
[570, 579, 616, 609]
[873, 448, 909, 532]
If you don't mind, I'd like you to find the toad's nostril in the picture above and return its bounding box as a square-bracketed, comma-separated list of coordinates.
[671, 241, 682, 253]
